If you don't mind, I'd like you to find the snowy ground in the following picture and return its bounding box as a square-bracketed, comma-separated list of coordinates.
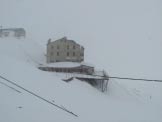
[0, 0, 162, 121]
[0, 37, 162, 122]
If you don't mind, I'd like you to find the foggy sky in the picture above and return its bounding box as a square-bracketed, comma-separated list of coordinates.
[0, 0, 162, 79]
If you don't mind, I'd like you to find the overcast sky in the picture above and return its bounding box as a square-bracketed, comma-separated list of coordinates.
[0, 0, 162, 78]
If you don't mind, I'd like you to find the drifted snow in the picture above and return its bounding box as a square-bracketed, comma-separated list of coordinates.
[44, 62, 82, 68]
[0, 0, 162, 120]
[0, 38, 162, 122]
[43, 62, 94, 68]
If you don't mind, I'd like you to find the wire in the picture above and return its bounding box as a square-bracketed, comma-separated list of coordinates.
[0, 81, 21, 93]
[0, 75, 78, 117]
[109, 76, 162, 82]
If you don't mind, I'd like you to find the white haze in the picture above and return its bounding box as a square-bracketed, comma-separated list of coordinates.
[1, 0, 162, 79]
[0, 1, 162, 122]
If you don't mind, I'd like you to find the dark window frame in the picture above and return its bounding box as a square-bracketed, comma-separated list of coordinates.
[51, 45, 54, 49]
[73, 52, 75, 56]
[67, 45, 69, 50]
[73, 45, 75, 49]
[57, 45, 59, 50]
[57, 52, 59, 56]
[67, 52, 69, 56]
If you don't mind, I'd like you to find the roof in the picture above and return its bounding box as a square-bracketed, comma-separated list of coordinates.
[41, 62, 94, 68]
[0, 28, 25, 32]
[45, 62, 81, 68]
[48, 37, 84, 48]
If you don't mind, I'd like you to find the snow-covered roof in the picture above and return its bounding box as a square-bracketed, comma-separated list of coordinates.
[0, 28, 25, 32]
[50, 37, 74, 44]
[44, 62, 81, 68]
[49, 37, 84, 48]
[42, 62, 94, 68]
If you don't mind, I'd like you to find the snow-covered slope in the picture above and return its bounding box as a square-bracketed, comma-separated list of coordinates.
[0, 38, 162, 122]
[0, 0, 162, 121]
[0, 37, 45, 65]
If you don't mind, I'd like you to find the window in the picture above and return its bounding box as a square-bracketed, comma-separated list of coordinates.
[57, 45, 59, 49]
[73, 45, 75, 49]
[51, 45, 54, 49]
[80, 53, 84, 56]
[67, 45, 69, 49]
[57, 52, 59, 56]
[73, 52, 75, 56]
[67, 52, 69, 56]
[50, 52, 53, 56]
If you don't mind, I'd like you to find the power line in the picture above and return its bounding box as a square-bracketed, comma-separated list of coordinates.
[0, 81, 21, 93]
[54, 71, 162, 82]
[0, 75, 78, 117]
[74, 72, 162, 82]
[109, 76, 162, 82]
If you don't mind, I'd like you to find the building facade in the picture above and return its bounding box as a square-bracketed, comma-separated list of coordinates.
[47, 37, 84, 63]
[0, 28, 26, 38]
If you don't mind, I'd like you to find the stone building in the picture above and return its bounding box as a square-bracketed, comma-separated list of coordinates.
[0, 28, 26, 38]
[47, 37, 84, 63]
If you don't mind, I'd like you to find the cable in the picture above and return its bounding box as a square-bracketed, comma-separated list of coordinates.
[109, 76, 162, 82]
[0, 81, 21, 93]
[63, 72, 162, 82]
[0, 75, 78, 117]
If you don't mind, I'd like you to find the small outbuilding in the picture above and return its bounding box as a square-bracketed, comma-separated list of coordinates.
[0, 28, 26, 38]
